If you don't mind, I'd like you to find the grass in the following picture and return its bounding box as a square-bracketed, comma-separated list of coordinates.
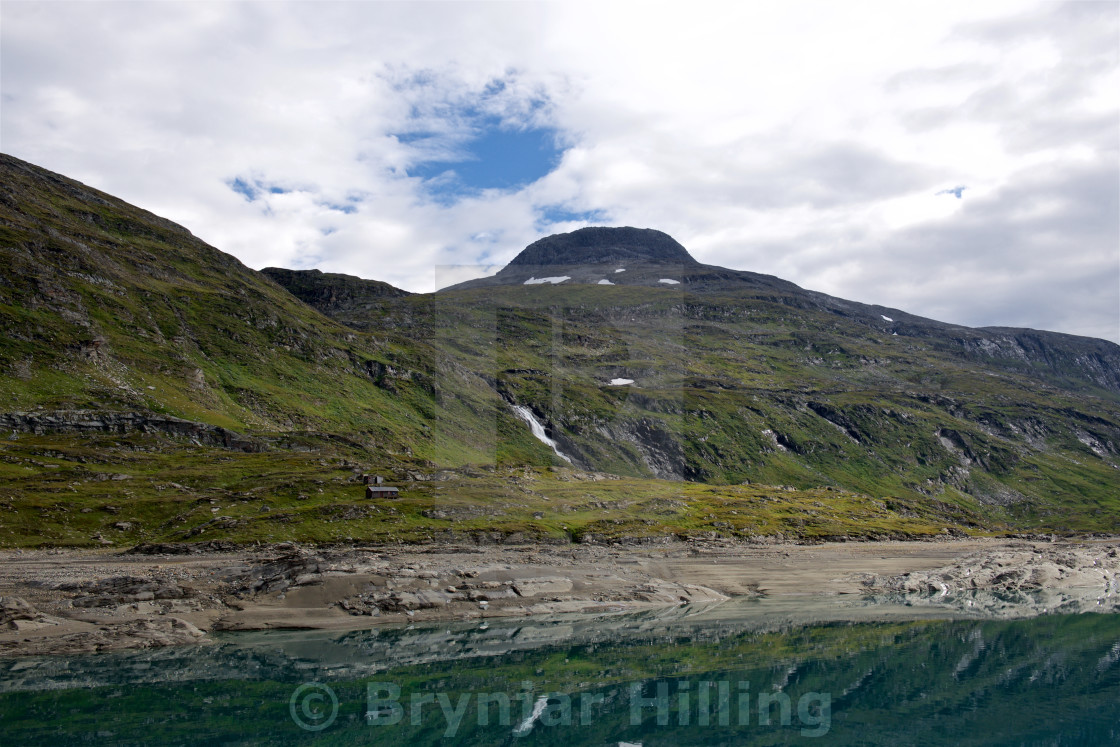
[1, 153, 1118, 548]
[0, 431, 999, 549]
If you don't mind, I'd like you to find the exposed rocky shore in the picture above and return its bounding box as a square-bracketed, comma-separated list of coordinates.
[0, 537, 1116, 657]
[860, 541, 1120, 594]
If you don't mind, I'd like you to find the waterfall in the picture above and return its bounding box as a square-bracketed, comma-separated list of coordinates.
[512, 695, 548, 736]
[511, 405, 572, 464]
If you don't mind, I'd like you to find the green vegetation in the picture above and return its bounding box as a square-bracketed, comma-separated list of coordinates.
[0, 433, 984, 547]
[1, 153, 1118, 547]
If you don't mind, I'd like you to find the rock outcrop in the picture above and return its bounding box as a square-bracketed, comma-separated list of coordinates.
[862, 542, 1120, 595]
[0, 410, 260, 451]
[508, 226, 700, 267]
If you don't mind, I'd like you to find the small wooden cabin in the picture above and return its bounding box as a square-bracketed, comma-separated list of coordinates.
[364, 474, 399, 499]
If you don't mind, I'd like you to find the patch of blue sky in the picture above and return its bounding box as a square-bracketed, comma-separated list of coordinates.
[395, 131, 436, 145]
[227, 177, 259, 202]
[226, 176, 292, 202]
[536, 206, 610, 228]
[385, 69, 566, 202]
[404, 121, 565, 200]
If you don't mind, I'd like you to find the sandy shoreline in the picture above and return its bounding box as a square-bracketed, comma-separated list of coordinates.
[1, 536, 1118, 657]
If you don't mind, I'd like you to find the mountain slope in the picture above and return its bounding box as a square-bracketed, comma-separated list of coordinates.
[273, 230, 1120, 533]
[1, 153, 1117, 548]
[0, 153, 541, 467]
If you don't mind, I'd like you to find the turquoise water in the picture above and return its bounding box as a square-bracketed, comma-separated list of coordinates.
[2, 592, 1119, 745]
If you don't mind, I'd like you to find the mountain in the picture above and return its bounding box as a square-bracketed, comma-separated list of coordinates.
[1, 152, 1118, 548]
[259, 267, 412, 332]
[442, 226, 797, 293]
[0, 154, 431, 443]
[510, 226, 699, 266]
[275, 228, 1120, 531]
[445, 227, 1120, 396]
[0, 153, 564, 548]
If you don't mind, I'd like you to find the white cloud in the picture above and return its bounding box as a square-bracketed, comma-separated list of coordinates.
[1, 0, 1115, 341]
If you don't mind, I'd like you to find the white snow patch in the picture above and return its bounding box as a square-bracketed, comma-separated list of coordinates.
[511, 405, 572, 463]
[881, 315, 894, 322]
[609, 378, 634, 386]
[658, 278, 680, 285]
[615, 268, 626, 273]
[597, 279, 614, 285]
[523, 276, 571, 285]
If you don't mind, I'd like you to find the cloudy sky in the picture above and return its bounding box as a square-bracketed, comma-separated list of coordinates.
[2, 1, 1117, 341]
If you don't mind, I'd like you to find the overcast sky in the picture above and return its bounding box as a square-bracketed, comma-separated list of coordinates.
[2, 1, 1117, 342]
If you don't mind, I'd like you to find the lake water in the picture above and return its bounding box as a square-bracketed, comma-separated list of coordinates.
[2, 590, 1119, 745]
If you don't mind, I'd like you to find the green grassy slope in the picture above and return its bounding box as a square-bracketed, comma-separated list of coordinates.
[0, 154, 546, 467]
[305, 280, 1120, 535]
[1, 153, 1117, 547]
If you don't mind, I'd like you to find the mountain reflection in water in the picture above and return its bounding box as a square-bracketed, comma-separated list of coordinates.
[2, 590, 1119, 745]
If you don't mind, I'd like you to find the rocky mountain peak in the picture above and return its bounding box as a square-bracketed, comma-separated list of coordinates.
[506, 226, 699, 267]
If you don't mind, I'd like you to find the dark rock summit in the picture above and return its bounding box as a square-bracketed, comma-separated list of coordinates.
[261, 267, 426, 333]
[507, 226, 700, 267]
[261, 268, 411, 307]
[261, 267, 411, 330]
[441, 225, 722, 291]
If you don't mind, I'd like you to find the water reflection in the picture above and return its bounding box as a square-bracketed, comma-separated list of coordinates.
[2, 590, 1119, 745]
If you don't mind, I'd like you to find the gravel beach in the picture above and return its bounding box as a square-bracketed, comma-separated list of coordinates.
[1, 536, 1117, 657]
